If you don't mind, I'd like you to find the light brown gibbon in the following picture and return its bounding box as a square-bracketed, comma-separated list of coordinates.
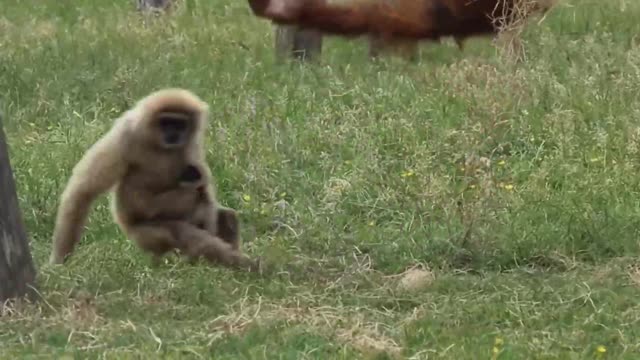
[49, 88, 259, 271]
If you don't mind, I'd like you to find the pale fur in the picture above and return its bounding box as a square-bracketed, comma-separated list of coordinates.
[50, 88, 256, 271]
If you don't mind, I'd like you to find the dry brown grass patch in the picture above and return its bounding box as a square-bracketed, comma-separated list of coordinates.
[206, 300, 403, 356]
[490, 0, 559, 62]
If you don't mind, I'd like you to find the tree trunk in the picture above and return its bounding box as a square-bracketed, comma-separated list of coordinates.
[0, 114, 37, 304]
[274, 25, 323, 62]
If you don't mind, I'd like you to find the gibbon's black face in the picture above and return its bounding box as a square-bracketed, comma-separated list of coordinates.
[155, 112, 193, 149]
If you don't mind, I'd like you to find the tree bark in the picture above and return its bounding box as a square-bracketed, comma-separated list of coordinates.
[0, 113, 37, 304]
[274, 25, 323, 62]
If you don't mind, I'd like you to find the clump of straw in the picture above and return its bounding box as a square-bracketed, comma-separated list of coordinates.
[490, 0, 558, 62]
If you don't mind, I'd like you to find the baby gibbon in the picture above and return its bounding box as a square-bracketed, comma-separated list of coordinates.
[50, 88, 258, 271]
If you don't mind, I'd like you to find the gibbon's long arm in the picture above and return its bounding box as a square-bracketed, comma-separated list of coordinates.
[248, 0, 436, 39]
[50, 131, 127, 265]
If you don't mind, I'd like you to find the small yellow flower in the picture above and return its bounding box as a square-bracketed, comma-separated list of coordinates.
[498, 160, 506, 166]
[469, 184, 476, 189]
[368, 221, 375, 226]
[242, 194, 251, 202]
[491, 336, 504, 359]
[504, 184, 514, 191]
[596, 345, 606, 354]
[280, 192, 287, 198]
[401, 170, 415, 178]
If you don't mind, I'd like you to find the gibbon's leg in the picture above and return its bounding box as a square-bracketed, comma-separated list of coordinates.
[171, 221, 258, 271]
[192, 204, 241, 251]
[191, 235, 258, 271]
[127, 223, 181, 265]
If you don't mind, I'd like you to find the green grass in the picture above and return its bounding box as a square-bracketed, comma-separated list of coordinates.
[2, 0, 640, 358]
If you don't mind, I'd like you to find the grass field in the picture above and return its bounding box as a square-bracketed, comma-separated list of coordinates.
[2, 0, 640, 358]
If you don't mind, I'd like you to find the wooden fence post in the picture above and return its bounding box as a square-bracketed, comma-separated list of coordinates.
[0, 113, 37, 304]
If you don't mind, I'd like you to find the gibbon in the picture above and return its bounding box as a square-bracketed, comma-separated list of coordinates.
[49, 88, 258, 271]
[248, 0, 554, 53]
